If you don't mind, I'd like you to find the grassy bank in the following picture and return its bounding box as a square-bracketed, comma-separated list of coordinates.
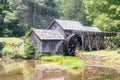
[79, 49, 119, 58]
[41, 56, 83, 73]
[78, 49, 120, 70]
[0, 38, 24, 55]
[41, 49, 120, 70]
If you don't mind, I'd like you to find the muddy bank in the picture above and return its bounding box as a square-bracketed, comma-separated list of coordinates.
[79, 53, 120, 70]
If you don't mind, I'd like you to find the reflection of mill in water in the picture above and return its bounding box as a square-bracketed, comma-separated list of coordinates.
[33, 64, 69, 80]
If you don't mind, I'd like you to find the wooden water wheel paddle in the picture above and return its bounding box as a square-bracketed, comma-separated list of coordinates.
[63, 34, 79, 56]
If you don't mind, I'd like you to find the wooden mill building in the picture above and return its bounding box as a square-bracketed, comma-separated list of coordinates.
[31, 19, 116, 55]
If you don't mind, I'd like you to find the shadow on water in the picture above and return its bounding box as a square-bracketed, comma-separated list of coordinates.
[0, 58, 120, 80]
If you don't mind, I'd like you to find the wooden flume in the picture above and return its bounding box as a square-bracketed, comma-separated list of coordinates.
[63, 30, 117, 56]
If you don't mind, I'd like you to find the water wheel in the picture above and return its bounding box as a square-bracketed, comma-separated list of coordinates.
[63, 34, 79, 56]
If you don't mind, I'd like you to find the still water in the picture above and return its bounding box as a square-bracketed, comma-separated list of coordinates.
[0, 59, 120, 80]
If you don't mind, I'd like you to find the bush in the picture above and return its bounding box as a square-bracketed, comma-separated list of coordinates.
[24, 37, 36, 59]
[0, 42, 5, 50]
[0, 42, 5, 57]
[114, 32, 120, 48]
[1, 48, 16, 57]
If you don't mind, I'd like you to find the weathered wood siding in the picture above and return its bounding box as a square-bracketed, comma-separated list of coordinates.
[42, 40, 63, 53]
[30, 32, 42, 53]
[31, 32, 64, 53]
[49, 22, 66, 37]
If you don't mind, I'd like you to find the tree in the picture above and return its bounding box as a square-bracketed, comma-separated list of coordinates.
[32, 0, 58, 28]
[60, 0, 90, 25]
[18, 0, 58, 28]
[84, 0, 120, 31]
[0, 0, 9, 37]
[0, 0, 27, 37]
[1, 0, 59, 36]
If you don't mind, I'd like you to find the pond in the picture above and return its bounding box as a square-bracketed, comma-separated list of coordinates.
[0, 58, 120, 80]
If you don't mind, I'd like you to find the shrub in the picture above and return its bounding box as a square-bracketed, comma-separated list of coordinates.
[0, 42, 5, 51]
[24, 37, 36, 59]
[114, 32, 120, 48]
[1, 48, 16, 57]
[0, 42, 5, 57]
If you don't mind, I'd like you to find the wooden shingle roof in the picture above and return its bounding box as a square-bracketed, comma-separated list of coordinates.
[32, 29, 64, 40]
[48, 19, 101, 32]
[55, 19, 84, 30]
[48, 19, 86, 31]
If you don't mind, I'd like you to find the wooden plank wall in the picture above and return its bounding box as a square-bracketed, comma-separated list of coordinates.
[42, 40, 63, 53]
[30, 32, 42, 52]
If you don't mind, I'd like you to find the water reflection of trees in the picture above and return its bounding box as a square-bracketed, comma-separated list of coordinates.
[0, 59, 34, 80]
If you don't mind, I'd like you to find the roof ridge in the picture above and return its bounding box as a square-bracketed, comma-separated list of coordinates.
[55, 19, 80, 22]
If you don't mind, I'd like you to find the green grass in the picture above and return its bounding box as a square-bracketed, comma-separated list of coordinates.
[0, 38, 24, 54]
[0, 38, 23, 43]
[41, 56, 83, 70]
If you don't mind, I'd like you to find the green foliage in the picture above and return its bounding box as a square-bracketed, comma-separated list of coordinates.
[114, 32, 120, 47]
[84, 0, 120, 31]
[0, 42, 4, 51]
[0, 0, 28, 37]
[60, 0, 90, 25]
[9, 0, 58, 28]
[0, 38, 24, 58]
[50, 52, 56, 56]
[1, 48, 16, 57]
[0, 0, 59, 37]
[0, 38, 24, 55]
[24, 36, 36, 59]
[0, 42, 5, 57]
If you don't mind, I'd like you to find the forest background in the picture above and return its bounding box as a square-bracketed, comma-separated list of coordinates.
[0, 0, 120, 47]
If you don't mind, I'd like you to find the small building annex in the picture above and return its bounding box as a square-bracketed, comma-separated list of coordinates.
[30, 29, 64, 53]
